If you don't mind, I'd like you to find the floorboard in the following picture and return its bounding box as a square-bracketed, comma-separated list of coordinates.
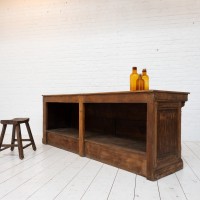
[108, 169, 136, 200]
[0, 148, 67, 199]
[55, 160, 103, 200]
[3, 152, 78, 200]
[182, 143, 200, 179]
[28, 157, 90, 200]
[135, 175, 160, 200]
[0, 137, 200, 200]
[81, 164, 118, 200]
[175, 160, 200, 200]
[158, 174, 187, 200]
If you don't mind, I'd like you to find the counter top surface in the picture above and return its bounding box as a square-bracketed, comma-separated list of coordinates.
[43, 90, 189, 97]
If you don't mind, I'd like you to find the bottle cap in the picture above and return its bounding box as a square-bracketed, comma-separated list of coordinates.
[132, 67, 137, 70]
[142, 69, 147, 72]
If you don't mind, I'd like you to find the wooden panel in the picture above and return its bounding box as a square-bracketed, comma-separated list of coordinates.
[146, 102, 157, 180]
[154, 92, 189, 102]
[83, 93, 152, 103]
[116, 119, 146, 140]
[154, 159, 183, 180]
[47, 128, 79, 138]
[157, 107, 178, 160]
[85, 135, 146, 152]
[43, 95, 79, 103]
[85, 140, 147, 177]
[47, 132, 78, 153]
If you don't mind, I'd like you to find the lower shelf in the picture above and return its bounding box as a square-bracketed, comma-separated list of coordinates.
[46, 128, 146, 153]
[85, 135, 146, 153]
[85, 135, 147, 176]
[47, 128, 79, 153]
[45, 128, 147, 176]
[47, 128, 78, 138]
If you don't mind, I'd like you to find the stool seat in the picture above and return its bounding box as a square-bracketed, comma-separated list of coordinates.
[0, 118, 36, 159]
[1, 118, 29, 125]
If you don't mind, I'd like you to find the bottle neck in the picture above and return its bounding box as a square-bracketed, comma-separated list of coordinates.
[132, 69, 137, 74]
[142, 72, 147, 75]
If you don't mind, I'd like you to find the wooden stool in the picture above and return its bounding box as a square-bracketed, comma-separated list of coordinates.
[0, 118, 36, 159]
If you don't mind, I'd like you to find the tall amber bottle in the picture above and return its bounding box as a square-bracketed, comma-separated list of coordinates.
[130, 67, 139, 91]
[136, 74, 144, 90]
[142, 69, 149, 90]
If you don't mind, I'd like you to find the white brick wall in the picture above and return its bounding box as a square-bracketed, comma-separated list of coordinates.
[0, 0, 199, 140]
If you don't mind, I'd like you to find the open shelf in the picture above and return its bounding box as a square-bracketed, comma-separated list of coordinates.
[85, 134, 146, 154]
[85, 103, 147, 153]
[47, 102, 79, 130]
[84, 103, 147, 174]
[85, 133, 146, 175]
[47, 128, 79, 139]
[46, 103, 79, 153]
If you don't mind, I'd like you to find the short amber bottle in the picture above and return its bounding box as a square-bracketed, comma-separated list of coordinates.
[130, 67, 139, 91]
[136, 74, 144, 90]
[142, 69, 149, 90]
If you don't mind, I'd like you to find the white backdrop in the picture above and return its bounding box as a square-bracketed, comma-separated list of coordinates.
[0, 0, 199, 140]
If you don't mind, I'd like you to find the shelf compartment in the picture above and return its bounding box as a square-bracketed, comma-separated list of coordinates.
[85, 103, 147, 141]
[85, 135, 146, 153]
[47, 128, 79, 153]
[47, 103, 79, 130]
[85, 135, 146, 176]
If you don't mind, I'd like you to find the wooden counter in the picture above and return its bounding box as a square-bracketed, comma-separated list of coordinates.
[43, 90, 189, 180]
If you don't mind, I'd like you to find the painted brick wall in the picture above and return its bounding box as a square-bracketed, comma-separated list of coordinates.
[0, 0, 199, 140]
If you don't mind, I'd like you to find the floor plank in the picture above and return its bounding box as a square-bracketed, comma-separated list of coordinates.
[135, 175, 160, 200]
[108, 169, 136, 200]
[0, 139, 200, 200]
[158, 174, 187, 200]
[81, 164, 118, 200]
[0, 147, 67, 198]
[176, 159, 200, 200]
[28, 157, 90, 200]
[0, 143, 46, 165]
[182, 143, 200, 179]
[0, 146, 59, 184]
[2, 151, 78, 200]
[184, 142, 200, 160]
[55, 160, 103, 200]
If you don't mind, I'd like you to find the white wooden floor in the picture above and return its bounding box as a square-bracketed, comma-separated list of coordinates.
[0, 136, 200, 200]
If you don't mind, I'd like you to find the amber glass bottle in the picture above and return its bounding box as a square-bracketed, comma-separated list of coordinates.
[136, 74, 144, 90]
[130, 67, 139, 91]
[142, 69, 149, 90]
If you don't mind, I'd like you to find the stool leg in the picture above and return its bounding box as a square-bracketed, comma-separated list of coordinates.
[0, 124, 7, 150]
[11, 125, 16, 151]
[16, 124, 24, 159]
[25, 122, 36, 151]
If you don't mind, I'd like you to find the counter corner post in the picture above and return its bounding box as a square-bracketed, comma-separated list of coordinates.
[79, 100, 85, 156]
[43, 99, 48, 144]
[146, 101, 157, 180]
